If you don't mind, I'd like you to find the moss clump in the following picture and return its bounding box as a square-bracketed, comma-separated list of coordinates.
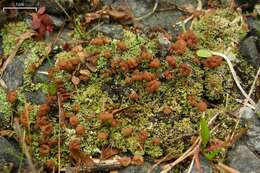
[193, 8, 247, 55]
[0, 87, 12, 127]
[1, 21, 29, 56]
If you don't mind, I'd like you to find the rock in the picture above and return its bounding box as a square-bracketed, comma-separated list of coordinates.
[256, 101, 260, 118]
[118, 162, 161, 173]
[101, 0, 115, 5]
[246, 17, 260, 32]
[240, 36, 260, 68]
[2, 56, 25, 91]
[0, 11, 7, 28]
[0, 137, 26, 172]
[245, 118, 260, 155]
[228, 144, 260, 173]
[157, 33, 171, 57]
[97, 24, 124, 40]
[23, 0, 74, 15]
[50, 15, 64, 29]
[111, 0, 185, 37]
[240, 106, 255, 121]
[185, 155, 213, 173]
[25, 90, 45, 105]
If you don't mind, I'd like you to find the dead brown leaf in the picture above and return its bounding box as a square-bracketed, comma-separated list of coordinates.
[71, 76, 80, 85]
[182, 3, 195, 13]
[193, 146, 202, 173]
[84, 7, 132, 26]
[100, 147, 120, 160]
[106, 9, 132, 20]
[0, 130, 15, 137]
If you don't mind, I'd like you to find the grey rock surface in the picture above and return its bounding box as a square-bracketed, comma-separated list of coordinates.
[118, 162, 161, 173]
[25, 90, 45, 105]
[2, 56, 25, 91]
[97, 24, 124, 40]
[228, 144, 260, 173]
[240, 36, 260, 68]
[0, 137, 25, 172]
[186, 155, 213, 173]
[246, 118, 260, 155]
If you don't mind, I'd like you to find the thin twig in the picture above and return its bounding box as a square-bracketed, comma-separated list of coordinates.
[134, 0, 159, 21]
[161, 138, 200, 173]
[148, 153, 171, 173]
[57, 93, 63, 173]
[244, 67, 260, 106]
[211, 51, 256, 107]
[0, 31, 34, 76]
[173, 0, 202, 28]
[161, 111, 219, 173]
[0, 77, 7, 89]
[187, 158, 195, 173]
[231, 67, 260, 140]
[215, 162, 240, 173]
[54, 0, 71, 20]
[13, 122, 37, 173]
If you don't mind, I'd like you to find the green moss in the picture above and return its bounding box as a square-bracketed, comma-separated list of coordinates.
[144, 140, 163, 158]
[193, 8, 247, 55]
[0, 87, 12, 126]
[1, 21, 29, 56]
[2, 20, 250, 169]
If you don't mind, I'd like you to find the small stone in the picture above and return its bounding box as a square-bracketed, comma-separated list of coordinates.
[240, 106, 255, 121]
[79, 69, 91, 76]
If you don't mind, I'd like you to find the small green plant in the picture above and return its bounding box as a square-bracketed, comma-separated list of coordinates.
[196, 49, 212, 58]
[199, 115, 210, 148]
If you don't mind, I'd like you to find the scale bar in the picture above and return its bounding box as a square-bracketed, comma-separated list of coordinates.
[3, 7, 37, 12]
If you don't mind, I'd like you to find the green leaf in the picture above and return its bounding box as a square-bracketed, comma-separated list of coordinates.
[196, 49, 212, 58]
[200, 116, 210, 148]
[48, 82, 57, 95]
[204, 148, 223, 160]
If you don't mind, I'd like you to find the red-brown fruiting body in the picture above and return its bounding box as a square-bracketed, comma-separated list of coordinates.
[7, 90, 17, 103]
[149, 58, 160, 68]
[69, 116, 79, 126]
[196, 101, 208, 112]
[166, 56, 177, 68]
[99, 112, 113, 122]
[170, 39, 187, 55]
[98, 132, 108, 140]
[146, 80, 161, 93]
[203, 56, 223, 68]
[117, 41, 128, 51]
[179, 64, 192, 77]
